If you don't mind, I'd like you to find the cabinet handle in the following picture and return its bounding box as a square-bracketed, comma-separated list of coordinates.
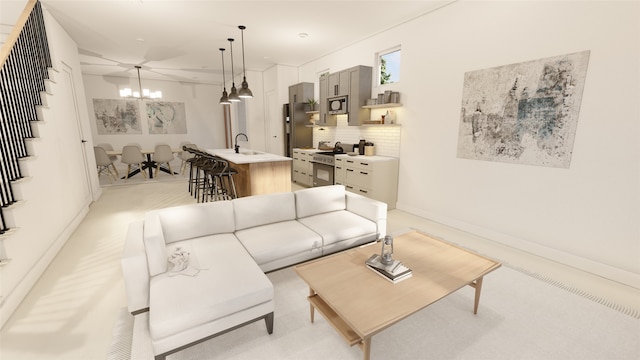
[346, 160, 354, 164]
[346, 169, 354, 172]
[359, 189, 368, 194]
[346, 185, 354, 189]
[360, 171, 368, 175]
[336, 166, 342, 170]
[359, 162, 369, 166]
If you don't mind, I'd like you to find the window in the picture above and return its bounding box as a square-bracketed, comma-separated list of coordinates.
[377, 46, 401, 85]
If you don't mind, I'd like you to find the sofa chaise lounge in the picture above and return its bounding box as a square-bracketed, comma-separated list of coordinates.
[121, 185, 387, 359]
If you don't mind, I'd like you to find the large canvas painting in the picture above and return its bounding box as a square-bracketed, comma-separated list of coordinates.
[93, 99, 141, 134]
[457, 51, 590, 168]
[146, 101, 187, 134]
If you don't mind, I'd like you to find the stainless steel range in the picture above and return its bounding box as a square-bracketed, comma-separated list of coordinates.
[311, 151, 337, 187]
[311, 142, 354, 187]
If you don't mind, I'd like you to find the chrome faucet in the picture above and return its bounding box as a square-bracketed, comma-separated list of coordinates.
[234, 133, 248, 153]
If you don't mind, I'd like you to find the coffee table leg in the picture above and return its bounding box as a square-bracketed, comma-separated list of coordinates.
[309, 287, 316, 323]
[362, 338, 371, 360]
[473, 277, 484, 314]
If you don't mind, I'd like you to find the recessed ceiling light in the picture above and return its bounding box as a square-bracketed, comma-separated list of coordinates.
[298, 33, 308, 38]
[136, 38, 145, 42]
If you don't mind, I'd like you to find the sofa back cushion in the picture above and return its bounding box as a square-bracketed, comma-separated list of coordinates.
[232, 192, 296, 230]
[295, 185, 346, 218]
[156, 201, 235, 243]
[144, 202, 235, 276]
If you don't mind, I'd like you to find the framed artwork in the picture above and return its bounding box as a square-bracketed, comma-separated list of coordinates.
[93, 99, 141, 134]
[457, 50, 590, 168]
[146, 101, 187, 134]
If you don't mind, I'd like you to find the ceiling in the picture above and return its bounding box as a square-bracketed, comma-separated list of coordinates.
[3, 0, 452, 85]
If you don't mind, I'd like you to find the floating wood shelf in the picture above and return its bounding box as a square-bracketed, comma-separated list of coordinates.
[362, 103, 402, 109]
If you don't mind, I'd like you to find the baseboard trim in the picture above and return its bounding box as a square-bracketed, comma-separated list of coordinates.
[395, 203, 640, 290]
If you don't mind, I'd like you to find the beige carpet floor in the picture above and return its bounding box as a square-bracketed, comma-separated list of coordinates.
[119, 263, 639, 360]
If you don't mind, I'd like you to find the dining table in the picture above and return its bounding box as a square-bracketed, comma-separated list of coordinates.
[106, 148, 182, 179]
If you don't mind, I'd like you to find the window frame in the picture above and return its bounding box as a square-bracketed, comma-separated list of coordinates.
[375, 45, 401, 86]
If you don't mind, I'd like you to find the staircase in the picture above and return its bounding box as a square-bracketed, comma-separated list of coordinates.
[0, 0, 52, 259]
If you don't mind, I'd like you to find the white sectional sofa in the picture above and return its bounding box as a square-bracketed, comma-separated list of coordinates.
[121, 185, 387, 360]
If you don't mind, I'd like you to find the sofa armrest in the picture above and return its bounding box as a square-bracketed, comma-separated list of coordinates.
[121, 221, 150, 314]
[345, 191, 387, 238]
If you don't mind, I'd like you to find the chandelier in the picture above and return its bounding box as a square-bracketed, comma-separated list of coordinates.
[119, 66, 162, 99]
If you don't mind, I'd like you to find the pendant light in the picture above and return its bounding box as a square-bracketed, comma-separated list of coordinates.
[238, 25, 253, 98]
[219, 48, 231, 105]
[119, 65, 162, 99]
[227, 38, 241, 102]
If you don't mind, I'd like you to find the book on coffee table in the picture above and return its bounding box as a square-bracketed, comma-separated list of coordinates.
[365, 254, 412, 283]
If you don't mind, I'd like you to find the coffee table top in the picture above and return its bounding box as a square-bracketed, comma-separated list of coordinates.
[295, 230, 501, 339]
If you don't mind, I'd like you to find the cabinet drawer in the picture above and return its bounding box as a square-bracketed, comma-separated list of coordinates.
[345, 167, 372, 189]
[292, 169, 305, 184]
[342, 158, 372, 171]
[344, 184, 375, 197]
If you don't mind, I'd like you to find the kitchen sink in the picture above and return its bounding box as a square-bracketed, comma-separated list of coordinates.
[239, 151, 263, 155]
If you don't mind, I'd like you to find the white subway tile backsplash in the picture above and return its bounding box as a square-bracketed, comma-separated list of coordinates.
[312, 116, 401, 157]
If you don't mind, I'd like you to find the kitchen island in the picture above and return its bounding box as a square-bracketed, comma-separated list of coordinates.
[207, 148, 292, 198]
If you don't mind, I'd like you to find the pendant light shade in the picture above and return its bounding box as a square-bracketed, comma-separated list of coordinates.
[238, 25, 253, 98]
[227, 38, 241, 102]
[219, 48, 231, 105]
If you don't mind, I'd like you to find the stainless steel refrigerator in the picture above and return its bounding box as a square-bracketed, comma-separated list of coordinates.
[285, 82, 314, 157]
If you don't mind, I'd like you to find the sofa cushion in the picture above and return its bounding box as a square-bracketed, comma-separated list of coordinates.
[156, 201, 235, 243]
[149, 233, 273, 341]
[232, 192, 296, 230]
[144, 214, 168, 277]
[235, 220, 322, 266]
[297, 210, 378, 246]
[143, 201, 236, 276]
[295, 185, 346, 218]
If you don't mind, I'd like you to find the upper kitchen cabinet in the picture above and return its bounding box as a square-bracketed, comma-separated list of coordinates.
[328, 70, 350, 97]
[346, 65, 372, 126]
[318, 65, 372, 127]
[318, 73, 336, 126]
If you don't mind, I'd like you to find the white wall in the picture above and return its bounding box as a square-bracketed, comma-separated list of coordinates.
[299, 1, 640, 287]
[1, 8, 99, 328]
[82, 75, 226, 154]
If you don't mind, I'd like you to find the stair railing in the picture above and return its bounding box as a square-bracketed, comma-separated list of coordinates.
[0, 0, 52, 234]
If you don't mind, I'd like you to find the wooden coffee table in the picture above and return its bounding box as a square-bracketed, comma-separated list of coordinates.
[294, 230, 501, 360]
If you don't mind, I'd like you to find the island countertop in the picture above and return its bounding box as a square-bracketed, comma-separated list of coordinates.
[205, 148, 292, 197]
[207, 148, 292, 165]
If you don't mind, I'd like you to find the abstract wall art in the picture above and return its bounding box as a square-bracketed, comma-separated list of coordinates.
[93, 99, 141, 134]
[146, 101, 187, 134]
[457, 50, 590, 168]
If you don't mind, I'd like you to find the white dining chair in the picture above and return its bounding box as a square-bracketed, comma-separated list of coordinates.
[152, 144, 175, 177]
[121, 145, 147, 180]
[94, 146, 117, 182]
[96, 143, 119, 177]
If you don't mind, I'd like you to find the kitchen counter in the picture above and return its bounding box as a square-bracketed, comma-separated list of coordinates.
[208, 148, 292, 165]
[207, 148, 292, 198]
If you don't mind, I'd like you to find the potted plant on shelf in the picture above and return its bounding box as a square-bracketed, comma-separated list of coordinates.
[307, 98, 318, 112]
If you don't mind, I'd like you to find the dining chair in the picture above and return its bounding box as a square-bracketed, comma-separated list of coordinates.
[96, 143, 119, 177]
[94, 146, 117, 182]
[152, 144, 175, 177]
[121, 145, 147, 180]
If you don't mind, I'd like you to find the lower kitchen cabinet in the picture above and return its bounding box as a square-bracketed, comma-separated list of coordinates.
[334, 155, 399, 209]
[292, 148, 315, 187]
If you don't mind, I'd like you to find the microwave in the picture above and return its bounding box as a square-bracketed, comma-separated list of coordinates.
[327, 95, 348, 115]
